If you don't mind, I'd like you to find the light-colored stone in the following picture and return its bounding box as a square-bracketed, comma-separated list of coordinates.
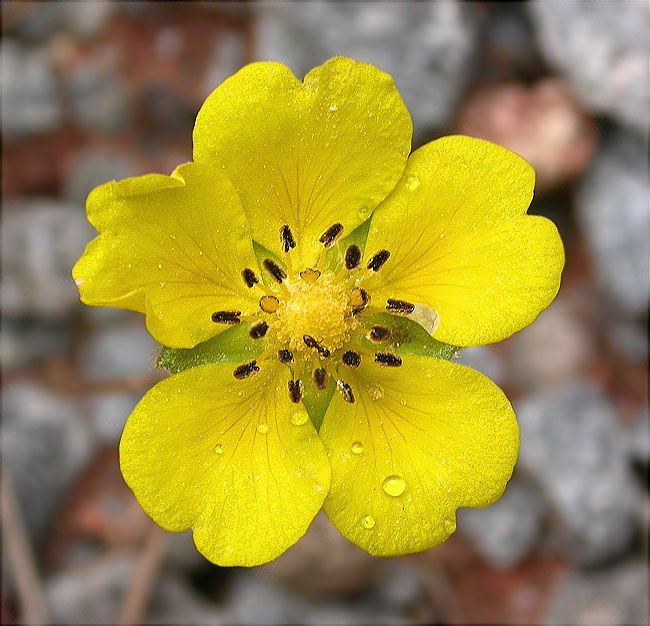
[530, 1, 649, 135]
[1, 201, 94, 317]
[517, 382, 641, 565]
[576, 130, 649, 316]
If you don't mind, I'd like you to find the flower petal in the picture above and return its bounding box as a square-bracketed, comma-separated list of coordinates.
[193, 57, 412, 267]
[320, 355, 518, 556]
[362, 136, 564, 346]
[72, 163, 261, 348]
[120, 361, 330, 567]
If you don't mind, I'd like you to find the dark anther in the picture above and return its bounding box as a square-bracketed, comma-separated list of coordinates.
[242, 268, 259, 288]
[345, 244, 361, 270]
[233, 360, 260, 379]
[280, 225, 296, 253]
[367, 249, 391, 272]
[249, 321, 269, 339]
[211, 310, 241, 324]
[313, 368, 329, 390]
[303, 335, 331, 358]
[337, 380, 355, 403]
[319, 223, 344, 248]
[263, 258, 287, 284]
[259, 295, 280, 313]
[375, 352, 402, 367]
[350, 287, 370, 314]
[342, 351, 361, 368]
[386, 298, 415, 314]
[288, 379, 303, 403]
[278, 349, 294, 364]
[369, 325, 391, 343]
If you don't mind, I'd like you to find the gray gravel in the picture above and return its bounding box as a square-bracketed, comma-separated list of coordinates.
[79, 324, 158, 383]
[576, 130, 649, 316]
[1, 201, 94, 317]
[530, 0, 650, 135]
[2, 383, 94, 540]
[458, 480, 546, 568]
[516, 382, 641, 565]
[1, 40, 62, 138]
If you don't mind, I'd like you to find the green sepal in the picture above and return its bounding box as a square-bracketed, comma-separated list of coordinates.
[361, 312, 459, 360]
[301, 371, 336, 432]
[156, 324, 267, 374]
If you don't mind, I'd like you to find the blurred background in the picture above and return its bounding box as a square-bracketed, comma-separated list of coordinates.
[1, 1, 648, 624]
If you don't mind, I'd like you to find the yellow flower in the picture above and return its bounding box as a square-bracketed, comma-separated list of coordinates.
[72, 57, 564, 566]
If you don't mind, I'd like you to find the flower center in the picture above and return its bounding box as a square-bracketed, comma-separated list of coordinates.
[273, 275, 356, 355]
[213, 223, 413, 405]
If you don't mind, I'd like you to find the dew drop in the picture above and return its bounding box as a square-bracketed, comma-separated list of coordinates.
[361, 515, 376, 529]
[443, 517, 456, 533]
[290, 411, 308, 426]
[257, 423, 269, 434]
[329, 104, 338, 112]
[405, 176, 420, 191]
[214, 444, 223, 454]
[350, 441, 363, 455]
[357, 205, 371, 220]
[368, 384, 384, 400]
[382, 475, 406, 497]
[157, 263, 162, 270]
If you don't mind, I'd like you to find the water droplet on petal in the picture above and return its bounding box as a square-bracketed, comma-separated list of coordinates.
[357, 205, 371, 220]
[290, 411, 308, 426]
[368, 384, 384, 400]
[329, 104, 338, 112]
[257, 423, 269, 434]
[214, 444, 223, 454]
[361, 515, 376, 529]
[382, 475, 406, 497]
[405, 176, 420, 191]
[157, 263, 162, 270]
[350, 441, 363, 455]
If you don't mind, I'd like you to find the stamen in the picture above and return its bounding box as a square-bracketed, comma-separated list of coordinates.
[211, 311, 241, 324]
[337, 380, 355, 403]
[278, 349, 294, 364]
[288, 379, 303, 403]
[313, 368, 329, 390]
[303, 335, 331, 358]
[233, 360, 260, 379]
[375, 352, 402, 367]
[350, 287, 370, 314]
[369, 325, 391, 343]
[319, 223, 344, 248]
[259, 295, 280, 313]
[367, 249, 390, 271]
[249, 321, 269, 339]
[280, 225, 296, 253]
[263, 258, 287, 284]
[242, 268, 259, 288]
[345, 244, 362, 270]
[300, 268, 321, 283]
[342, 351, 361, 368]
[386, 298, 415, 314]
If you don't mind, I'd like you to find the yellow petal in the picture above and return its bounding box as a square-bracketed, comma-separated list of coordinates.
[363, 136, 564, 346]
[320, 355, 519, 556]
[72, 163, 261, 348]
[193, 57, 412, 267]
[120, 361, 330, 567]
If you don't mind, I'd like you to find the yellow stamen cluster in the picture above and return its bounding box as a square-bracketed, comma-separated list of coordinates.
[273, 273, 357, 355]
